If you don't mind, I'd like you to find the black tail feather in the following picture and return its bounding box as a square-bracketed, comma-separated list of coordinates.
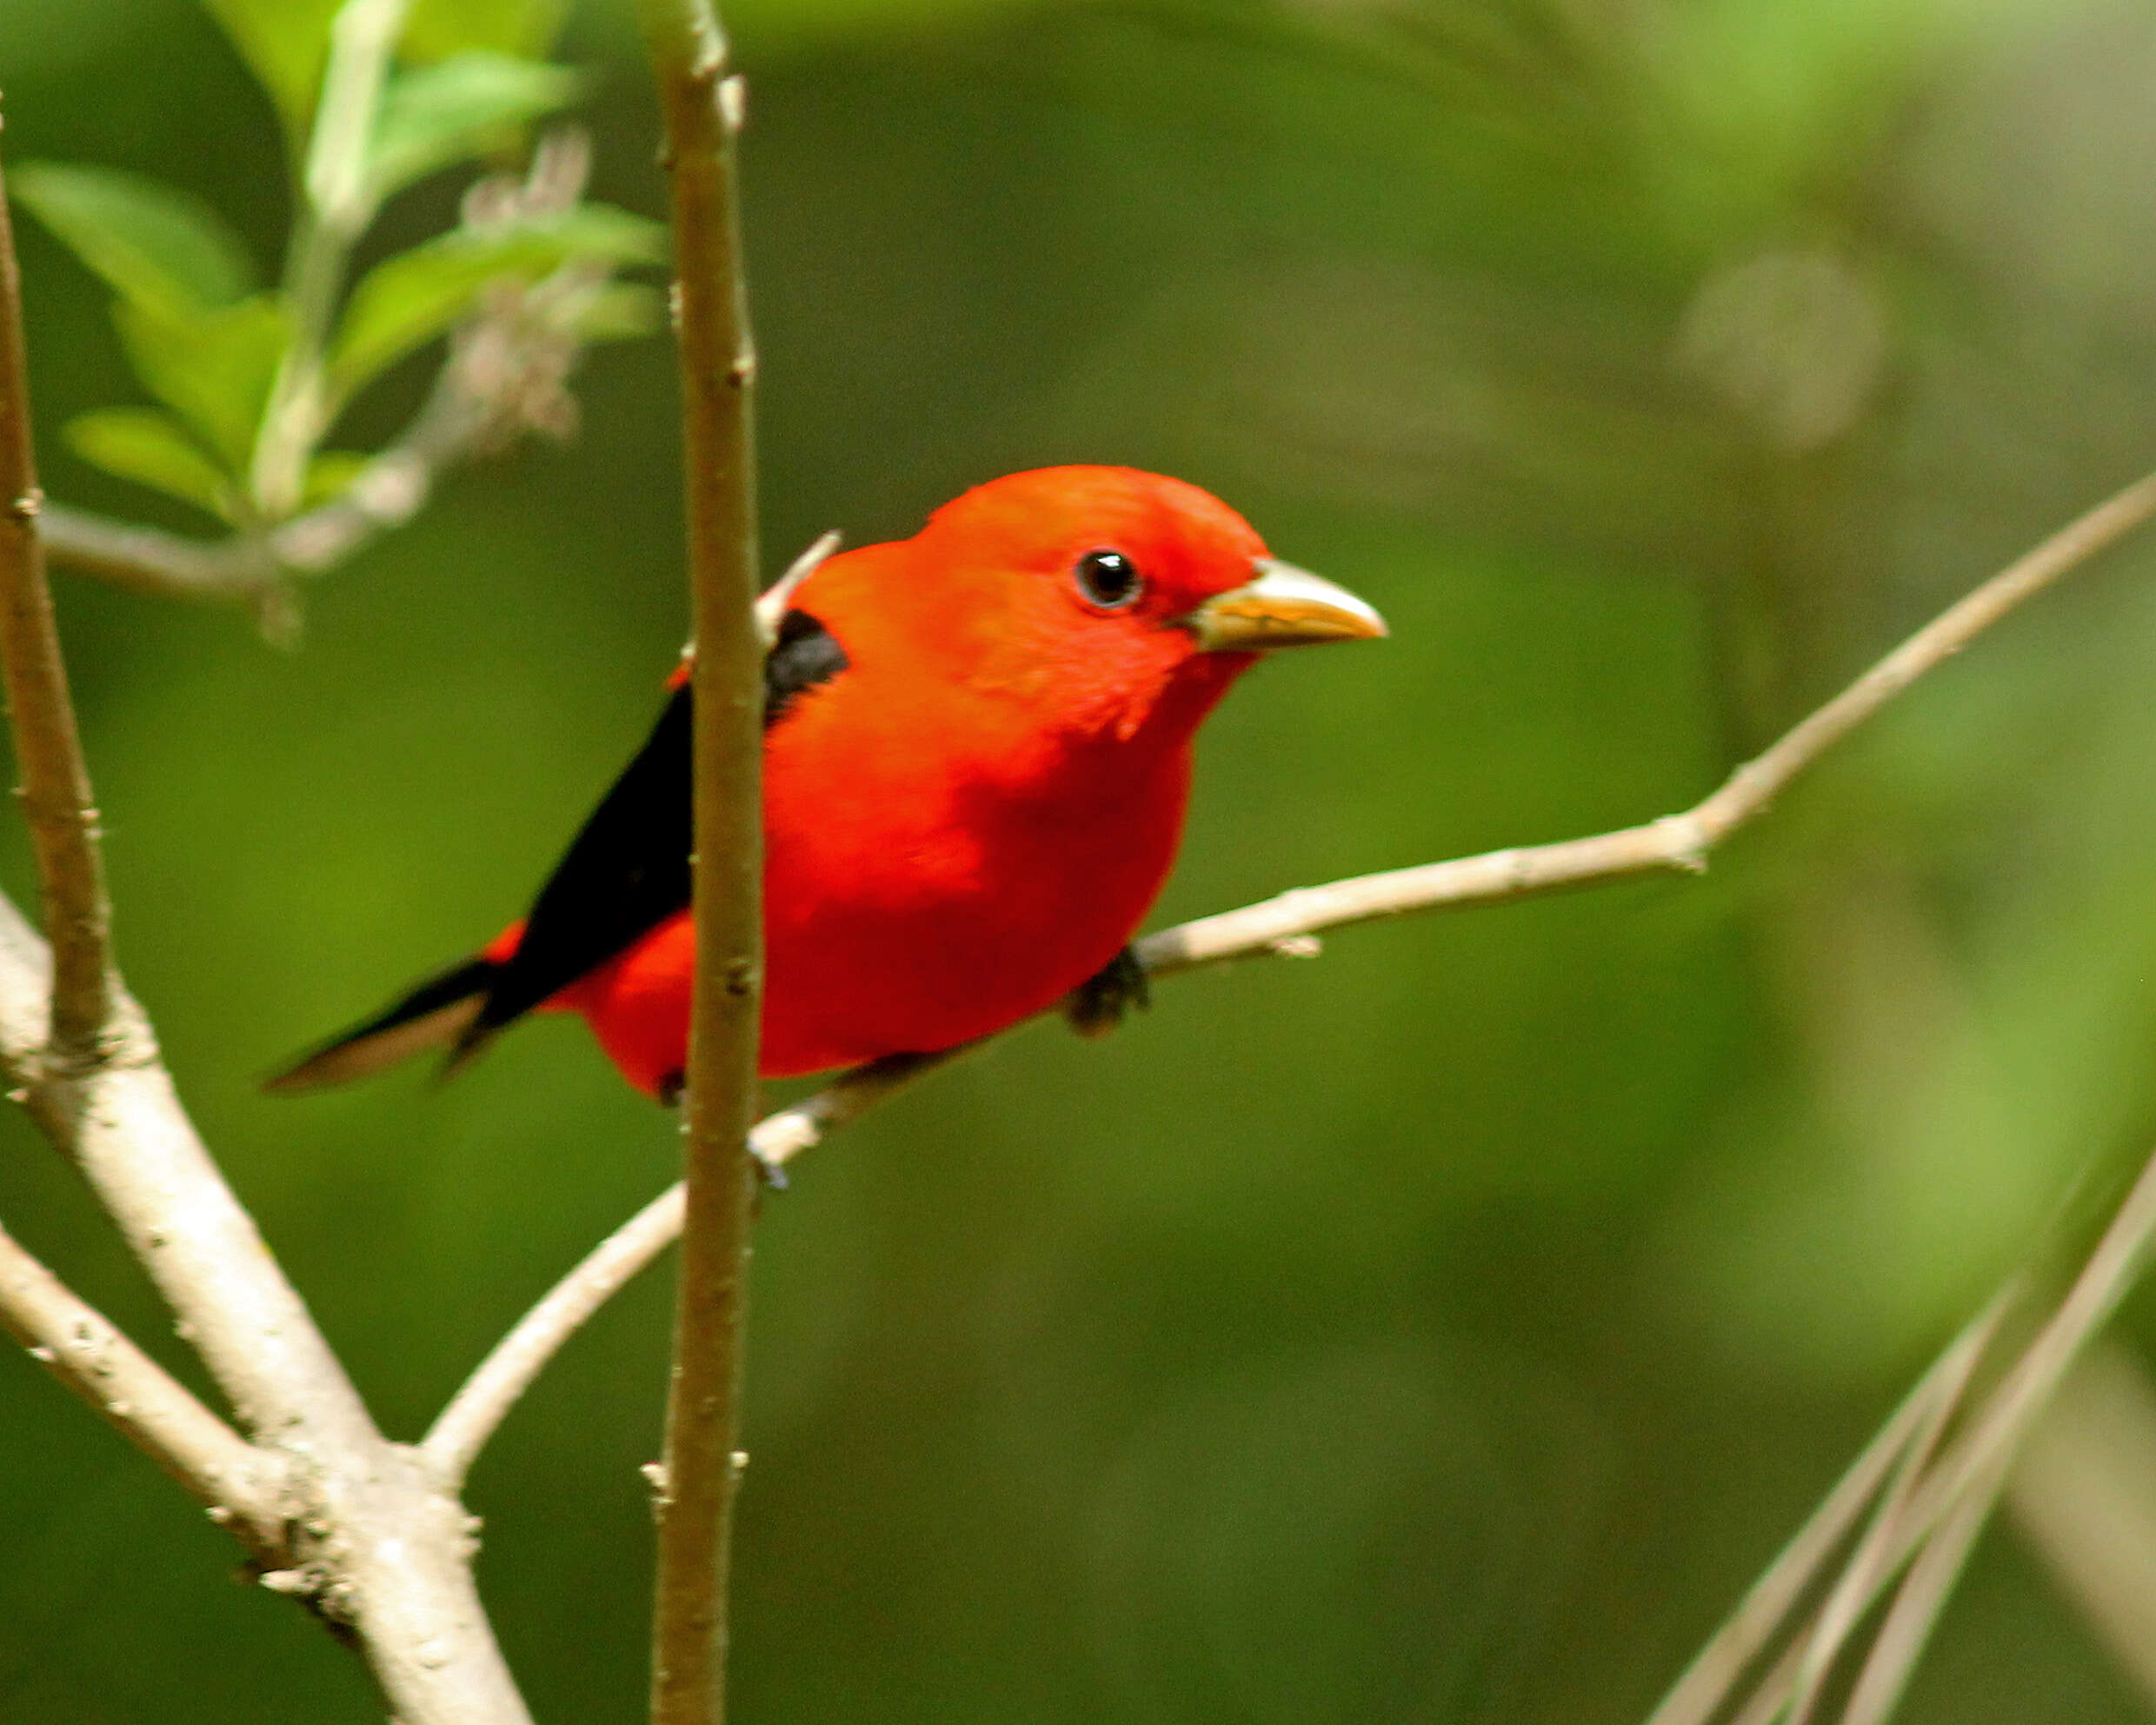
[264, 955, 500, 1094]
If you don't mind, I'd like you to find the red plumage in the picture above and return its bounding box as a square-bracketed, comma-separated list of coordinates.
[271, 467, 1383, 1099]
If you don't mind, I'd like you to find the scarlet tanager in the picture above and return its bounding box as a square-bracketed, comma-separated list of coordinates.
[270, 466, 1385, 1101]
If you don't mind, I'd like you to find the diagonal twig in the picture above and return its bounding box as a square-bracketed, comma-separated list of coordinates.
[423, 470, 2156, 1485]
[0, 1214, 289, 1552]
[1646, 1295, 2007, 1725]
[1655, 1142, 2156, 1725]
[2005, 1342, 2156, 1710]
[1780, 1294, 2002, 1725]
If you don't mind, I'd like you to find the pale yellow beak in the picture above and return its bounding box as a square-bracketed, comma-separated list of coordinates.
[1181, 559, 1388, 653]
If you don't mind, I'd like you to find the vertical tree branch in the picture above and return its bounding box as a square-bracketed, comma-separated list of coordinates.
[635, 6, 763, 1723]
[0, 130, 112, 1063]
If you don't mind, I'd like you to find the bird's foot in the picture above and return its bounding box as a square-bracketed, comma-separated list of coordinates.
[660, 1069, 789, 1191]
[1063, 945, 1151, 1038]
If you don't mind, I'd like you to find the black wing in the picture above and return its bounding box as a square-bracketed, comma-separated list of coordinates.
[454, 609, 849, 1053]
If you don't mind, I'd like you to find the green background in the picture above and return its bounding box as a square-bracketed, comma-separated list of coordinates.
[7, 0, 2156, 1719]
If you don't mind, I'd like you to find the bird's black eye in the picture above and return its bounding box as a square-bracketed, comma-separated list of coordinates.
[1075, 549, 1142, 609]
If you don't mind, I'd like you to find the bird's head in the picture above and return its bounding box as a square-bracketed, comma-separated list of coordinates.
[801, 466, 1386, 759]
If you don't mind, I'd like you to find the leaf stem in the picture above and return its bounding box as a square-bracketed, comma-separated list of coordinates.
[250, 0, 411, 518]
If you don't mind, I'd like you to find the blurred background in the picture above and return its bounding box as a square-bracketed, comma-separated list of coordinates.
[6, 0, 2156, 1718]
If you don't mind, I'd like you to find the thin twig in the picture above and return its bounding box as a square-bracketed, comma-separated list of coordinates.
[38, 369, 482, 605]
[1838, 1466, 2003, 1725]
[1662, 1142, 2156, 1725]
[0, 134, 113, 1062]
[1143, 472, 2156, 972]
[0, 1213, 289, 1552]
[426, 472, 2156, 1485]
[1886, 1147, 2156, 1578]
[423, 1182, 687, 1486]
[423, 1048, 942, 1479]
[636, 2, 762, 1722]
[1646, 1295, 2006, 1725]
[2006, 1343, 2156, 1710]
[1781, 1298, 1998, 1725]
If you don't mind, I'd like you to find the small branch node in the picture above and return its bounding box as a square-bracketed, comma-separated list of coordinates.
[1268, 934, 1323, 959]
[1654, 813, 1711, 874]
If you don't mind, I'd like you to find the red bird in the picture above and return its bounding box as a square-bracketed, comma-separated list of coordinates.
[270, 467, 1385, 1100]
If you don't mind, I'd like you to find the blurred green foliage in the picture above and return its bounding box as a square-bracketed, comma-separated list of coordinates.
[6, 0, 2156, 1721]
[11, 0, 657, 531]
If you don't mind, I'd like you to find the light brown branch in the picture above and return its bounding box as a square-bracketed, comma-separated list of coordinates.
[0, 1212, 289, 1553]
[2006, 1343, 2156, 1709]
[637, 3, 762, 1722]
[428, 470, 2156, 1485]
[1646, 1297, 2007, 1725]
[1651, 1140, 2156, 1725]
[1145, 473, 2156, 972]
[0, 140, 113, 1062]
[423, 1182, 687, 1486]
[421, 1051, 937, 1482]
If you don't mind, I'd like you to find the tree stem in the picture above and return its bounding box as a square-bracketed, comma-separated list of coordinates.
[635, 3, 762, 1723]
[0, 118, 114, 1067]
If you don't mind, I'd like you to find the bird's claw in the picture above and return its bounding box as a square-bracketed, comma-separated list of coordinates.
[662, 1070, 789, 1192]
[1063, 945, 1151, 1038]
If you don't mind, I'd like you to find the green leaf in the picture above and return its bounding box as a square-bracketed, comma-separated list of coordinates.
[114, 294, 293, 475]
[63, 408, 236, 518]
[10, 162, 254, 314]
[367, 52, 587, 206]
[402, 0, 571, 61]
[326, 204, 666, 401]
[561, 281, 664, 343]
[198, 0, 343, 146]
[303, 450, 374, 506]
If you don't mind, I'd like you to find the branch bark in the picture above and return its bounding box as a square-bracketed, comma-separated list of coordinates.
[0, 142, 112, 1063]
[0, 1213, 289, 1553]
[425, 469, 2156, 1483]
[635, 3, 763, 1723]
